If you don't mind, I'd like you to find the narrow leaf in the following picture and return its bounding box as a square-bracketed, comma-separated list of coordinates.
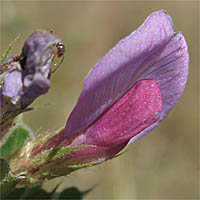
[59, 187, 92, 200]
[0, 34, 20, 64]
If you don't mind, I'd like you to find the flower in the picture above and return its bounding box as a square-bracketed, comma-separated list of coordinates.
[8, 10, 189, 186]
[64, 10, 189, 145]
[0, 30, 62, 138]
[1, 30, 61, 108]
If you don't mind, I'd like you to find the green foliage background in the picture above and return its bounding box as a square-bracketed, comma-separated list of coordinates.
[1, 1, 199, 199]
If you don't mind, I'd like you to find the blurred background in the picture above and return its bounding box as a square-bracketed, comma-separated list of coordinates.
[1, 1, 199, 199]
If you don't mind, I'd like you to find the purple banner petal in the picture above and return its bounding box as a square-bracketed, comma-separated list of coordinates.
[128, 32, 189, 143]
[64, 10, 189, 138]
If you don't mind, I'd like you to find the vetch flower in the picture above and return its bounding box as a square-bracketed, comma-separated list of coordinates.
[8, 10, 189, 186]
[64, 10, 189, 144]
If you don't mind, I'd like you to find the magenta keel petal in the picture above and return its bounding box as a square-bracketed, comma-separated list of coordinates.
[84, 80, 162, 147]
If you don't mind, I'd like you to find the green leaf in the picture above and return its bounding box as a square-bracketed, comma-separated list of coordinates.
[3, 186, 49, 199]
[3, 188, 26, 199]
[3, 184, 61, 199]
[2, 181, 93, 200]
[58, 187, 92, 200]
[0, 158, 10, 181]
[0, 158, 25, 199]
[22, 185, 52, 199]
[0, 123, 32, 158]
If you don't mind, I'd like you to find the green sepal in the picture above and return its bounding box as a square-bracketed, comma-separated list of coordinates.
[49, 145, 87, 161]
[68, 162, 93, 169]
[27, 145, 87, 171]
[8, 145, 89, 186]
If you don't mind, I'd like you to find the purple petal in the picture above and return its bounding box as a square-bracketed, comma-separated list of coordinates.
[64, 10, 189, 138]
[21, 30, 61, 72]
[21, 72, 50, 108]
[2, 70, 23, 104]
[0, 88, 7, 118]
